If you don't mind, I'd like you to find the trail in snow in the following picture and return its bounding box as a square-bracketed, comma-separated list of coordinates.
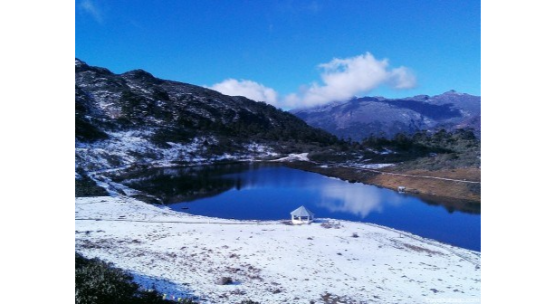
[353, 167, 481, 184]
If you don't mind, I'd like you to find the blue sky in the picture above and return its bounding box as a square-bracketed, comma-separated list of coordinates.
[76, 0, 480, 109]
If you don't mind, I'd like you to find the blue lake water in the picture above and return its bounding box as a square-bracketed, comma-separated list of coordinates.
[120, 163, 481, 251]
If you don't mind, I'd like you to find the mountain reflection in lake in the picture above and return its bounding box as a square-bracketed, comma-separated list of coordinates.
[119, 163, 480, 251]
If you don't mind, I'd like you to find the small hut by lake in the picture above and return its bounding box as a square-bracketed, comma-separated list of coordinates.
[290, 206, 314, 224]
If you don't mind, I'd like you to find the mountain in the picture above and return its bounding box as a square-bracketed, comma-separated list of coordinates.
[290, 91, 481, 141]
[75, 59, 337, 175]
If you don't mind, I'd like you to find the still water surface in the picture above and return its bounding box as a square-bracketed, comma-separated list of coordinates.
[121, 163, 480, 251]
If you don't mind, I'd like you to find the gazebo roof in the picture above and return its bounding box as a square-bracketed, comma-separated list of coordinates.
[290, 206, 314, 217]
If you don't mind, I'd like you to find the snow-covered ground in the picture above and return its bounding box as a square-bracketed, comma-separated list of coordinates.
[75, 130, 282, 196]
[76, 197, 481, 304]
[75, 130, 279, 173]
[270, 153, 310, 162]
[350, 163, 395, 170]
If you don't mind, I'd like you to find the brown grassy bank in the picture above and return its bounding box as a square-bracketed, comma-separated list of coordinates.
[285, 162, 481, 214]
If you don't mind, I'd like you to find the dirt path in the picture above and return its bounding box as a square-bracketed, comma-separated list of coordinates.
[358, 168, 480, 184]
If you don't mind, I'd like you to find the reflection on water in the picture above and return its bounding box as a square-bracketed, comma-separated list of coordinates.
[111, 164, 250, 203]
[318, 181, 404, 218]
[117, 163, 481, 251]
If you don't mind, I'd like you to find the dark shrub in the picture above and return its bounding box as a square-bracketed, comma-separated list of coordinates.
[75, 252, 176, 304]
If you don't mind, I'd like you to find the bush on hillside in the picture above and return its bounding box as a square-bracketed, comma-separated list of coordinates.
[75, 252, 187, 304]
[75, 168, 109, 197]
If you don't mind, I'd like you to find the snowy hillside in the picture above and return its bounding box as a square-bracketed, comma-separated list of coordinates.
[76, 196, 481, 304]
[75, 58, 340, 184]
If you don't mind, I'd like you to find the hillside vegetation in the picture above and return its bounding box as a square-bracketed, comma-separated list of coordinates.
[308, 128, 480, 171]
[75, 253, 177, 304]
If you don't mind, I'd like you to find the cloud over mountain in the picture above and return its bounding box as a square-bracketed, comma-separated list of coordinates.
[211, 52, 416, 109]
[209, 79, 279, 106]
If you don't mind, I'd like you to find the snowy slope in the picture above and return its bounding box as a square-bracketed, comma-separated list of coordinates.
[75, 129, 278, 172]
[76, 197, 481, 304]
[75, 58, 337, 184]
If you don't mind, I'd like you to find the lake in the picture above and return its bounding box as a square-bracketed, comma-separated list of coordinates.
[118, 163, 481, 251]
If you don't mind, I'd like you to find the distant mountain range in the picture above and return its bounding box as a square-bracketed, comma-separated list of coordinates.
[290, 92, 480, 141]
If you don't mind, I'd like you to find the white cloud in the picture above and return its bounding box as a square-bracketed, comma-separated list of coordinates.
[209, 79, 279, 106]
[209, 52, 416, 110]
[389, 67, 417, 89]
[289, 52, 417, 108]
[79, 0, 103, 23]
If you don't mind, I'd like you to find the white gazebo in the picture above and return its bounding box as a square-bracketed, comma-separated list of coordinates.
[290, 206, 315, 224]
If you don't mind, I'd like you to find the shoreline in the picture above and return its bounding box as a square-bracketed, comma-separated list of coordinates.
[88, 159, 481, 215]
[76, 196, 481, 303]
[284, 161, 481, 213]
